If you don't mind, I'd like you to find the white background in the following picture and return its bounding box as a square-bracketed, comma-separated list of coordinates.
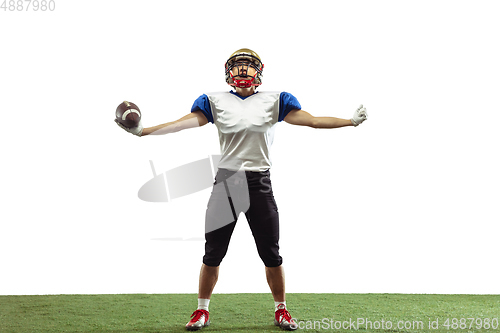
[1, 0, 499, 295]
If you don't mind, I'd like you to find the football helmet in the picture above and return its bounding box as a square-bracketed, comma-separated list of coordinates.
[225, 48, 264, 88]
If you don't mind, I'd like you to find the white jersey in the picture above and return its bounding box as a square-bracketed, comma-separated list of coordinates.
[191, 91, 301, 172]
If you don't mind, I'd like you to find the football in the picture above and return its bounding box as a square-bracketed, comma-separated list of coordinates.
[116, 101, 141, 128]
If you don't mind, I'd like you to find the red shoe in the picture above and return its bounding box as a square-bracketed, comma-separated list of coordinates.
[186, 309, 210, 331]
[274, 304, 298, 331]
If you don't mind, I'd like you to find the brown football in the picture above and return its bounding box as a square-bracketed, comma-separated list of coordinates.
[116, 101, 141, 128]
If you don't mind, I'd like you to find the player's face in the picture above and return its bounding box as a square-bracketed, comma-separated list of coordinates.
[231, 59, 257, 78]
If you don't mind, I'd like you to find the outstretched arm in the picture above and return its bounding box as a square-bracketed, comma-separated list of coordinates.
[142, 110, 208, 136]
[117, 110, 208, 137]
[284, 109, 353, 128]
[284, 105, 367, 128]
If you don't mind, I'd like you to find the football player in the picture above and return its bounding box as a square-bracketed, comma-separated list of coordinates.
[117, 48, 367, 331]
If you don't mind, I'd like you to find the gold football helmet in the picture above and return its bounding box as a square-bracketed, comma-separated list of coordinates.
[225, 48, 264, 88]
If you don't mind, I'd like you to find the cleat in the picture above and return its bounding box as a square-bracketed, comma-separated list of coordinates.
[274, 304, 298, 331]
[185, 309, 210, 331]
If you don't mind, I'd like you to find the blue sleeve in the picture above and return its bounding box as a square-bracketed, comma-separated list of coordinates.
[278, 92, 301, 122]
[191, 94, 214, 124]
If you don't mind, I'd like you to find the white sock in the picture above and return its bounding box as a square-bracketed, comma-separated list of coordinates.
[275, 301, 286, 312]
[198, 298, 210, 311]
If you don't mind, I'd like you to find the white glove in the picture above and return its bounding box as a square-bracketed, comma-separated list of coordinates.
[351, 104, 368, 126]
[115, 118, 143, 136]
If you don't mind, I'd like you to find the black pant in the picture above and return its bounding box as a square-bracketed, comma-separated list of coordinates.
[203, 168, 282, 267]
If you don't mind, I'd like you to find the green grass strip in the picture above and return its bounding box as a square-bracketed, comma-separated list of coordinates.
[1, 293, 499, 332]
